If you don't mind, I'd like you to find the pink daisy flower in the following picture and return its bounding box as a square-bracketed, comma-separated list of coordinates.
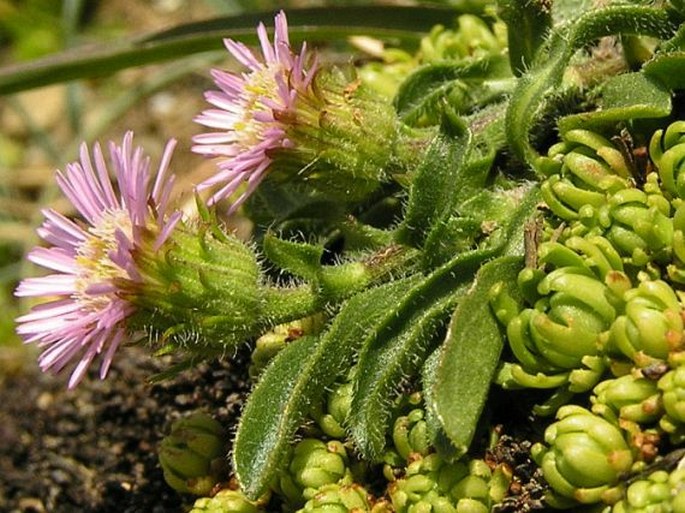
[192, 10, 318, 212]
[15, 132, 182, 388]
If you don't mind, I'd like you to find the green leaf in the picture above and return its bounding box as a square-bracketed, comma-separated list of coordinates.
[505, 4, 679, 172]
[557, 72, 671, 133]
[263, 232, 324, 281]
[351, 293, 460, 461]
[497, 0, 553, 76]
[394, 55, 513, 126]
[0, 5, 463, 95]
[643, 51, 685, 91]
[433, 255, 524, 456]
[348, 247, 496, 460]
[233, 276, 420, 499]
[421, 348, 461, 460]
[396, 126, 473, 249]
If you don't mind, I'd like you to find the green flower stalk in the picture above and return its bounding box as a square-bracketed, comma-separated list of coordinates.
[532, 405, 634, 505]
[159, 412, 226, 496]
[189, 489, 265, 513]
[611, 467, 685, 513]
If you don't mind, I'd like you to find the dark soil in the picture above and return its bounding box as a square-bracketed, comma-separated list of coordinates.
[0, 346, 251, 513]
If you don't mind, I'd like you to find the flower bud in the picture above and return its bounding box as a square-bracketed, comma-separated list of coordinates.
[611, 467, 685, 513]
[658, 365, 685, 437]
[159, 412, 225, 496]
[280, 439, 350, 504]
[189, 489, 264, 513]
[649, 120, 685, 199]
[532, 405, 634, 504]
[591, 374, 663, 424]
[299, 482, 371, 512]
[313, 382, 353, 440]
[131, 222, 264, 354]
[503, 267, 613, 390]
[392, 408, 431, 461]
[606, 280, 684, 366]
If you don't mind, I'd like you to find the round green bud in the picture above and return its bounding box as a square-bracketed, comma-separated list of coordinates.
[608, 280, 684, 366]
[158, 412, 225, 496]
[393, 408, 430, 460]
[314, 382, 353, 440]
[533, 406, 633, 504]
[282, 439, 350, 503]
[189, 489, 262, 513]
[658, 365, 685, 432]
[592, 374, 663, 424]
[298, 482, 371, 513]
[612, 467, 685, 513]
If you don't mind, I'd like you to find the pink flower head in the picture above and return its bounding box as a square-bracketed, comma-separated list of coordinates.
[192, 10, 318, 212]
[15, 132, 182, 388]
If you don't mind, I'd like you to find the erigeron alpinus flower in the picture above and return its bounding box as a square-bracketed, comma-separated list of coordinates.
[193, 11, 401, 212]
[192, 10, 317, 211]
[14, 132, 181, 388]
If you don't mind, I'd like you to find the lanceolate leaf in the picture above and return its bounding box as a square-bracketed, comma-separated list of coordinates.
[0, 5, 463, 95]
[263, 232, 324, 281]
[233, 276, 420, 499]
[348, 247, 497, 460]
[396, 125, 473, 249]
[432, 256, 523, 456]
[351, 292, 460, 460]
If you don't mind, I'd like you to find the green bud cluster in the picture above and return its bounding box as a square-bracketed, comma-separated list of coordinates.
[158, 412, 226, 496]
[297, 482, 373, 513]
[658, 366, 685, 442]
[358, 14, 506, 101]
[189, 489, 265, 513]
[610, 466, 685, 513]
[388, 453, 511, 513]
[278, 439, 351, 506]
[531, 406, 634, 505]
[592, 374, 663, 425]
[493, 123, 685, 410]
[419, 15, 507, 65]
[392, 408, 431, 461]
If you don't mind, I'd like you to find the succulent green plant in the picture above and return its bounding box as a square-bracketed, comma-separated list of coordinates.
[189, 489, 265, 513]
[158, 412, 226, 496]
[611, 466, 685, 513]
[9, 1, 685, 512]
[532, 405, 634, 505]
